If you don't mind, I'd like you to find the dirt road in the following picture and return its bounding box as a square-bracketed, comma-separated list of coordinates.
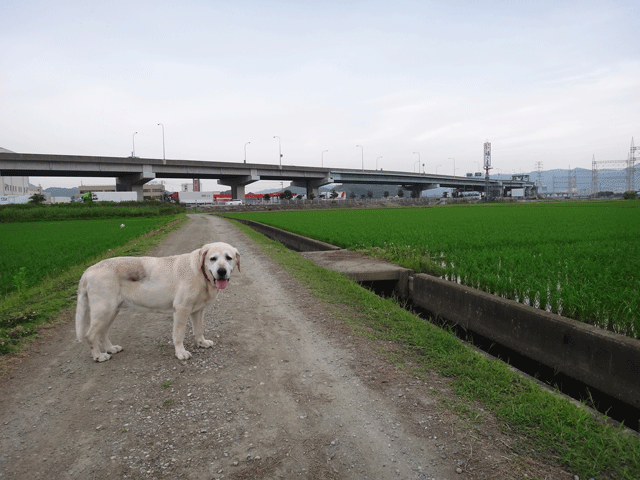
[0, 215, 568, 480]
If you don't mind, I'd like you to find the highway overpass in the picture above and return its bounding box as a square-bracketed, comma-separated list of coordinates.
[0, 152, 536, 200]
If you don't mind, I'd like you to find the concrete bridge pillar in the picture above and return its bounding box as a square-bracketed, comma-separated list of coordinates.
[290, 175, 332, 198]
[403, 183, 438, 199]
[116, 165, 155, 200]
[217, 170, 259, 201]
[409, 184, 423, 198]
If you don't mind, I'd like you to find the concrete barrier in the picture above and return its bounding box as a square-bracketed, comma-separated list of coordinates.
[411, 274, 640, 409]
[232, 219, 341, 252]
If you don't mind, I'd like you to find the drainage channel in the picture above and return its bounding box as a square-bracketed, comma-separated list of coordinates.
[236, 219, 639, 433]
[360, 279, 640, 433]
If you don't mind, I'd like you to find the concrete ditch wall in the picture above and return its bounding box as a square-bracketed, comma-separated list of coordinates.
[410, 274, 640, 409]
[234, 218, 640, 410]
[232, 218, 341, 252]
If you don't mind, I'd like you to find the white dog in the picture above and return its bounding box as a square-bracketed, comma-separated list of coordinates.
[75, 242, 240, 362]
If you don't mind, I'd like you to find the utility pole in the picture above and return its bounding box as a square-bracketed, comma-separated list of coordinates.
[566, 165, 574, 198]
[591, 155, 597, 197]
[484, 142, 491, 201]
[535, 161, 543, 187]
[629, 137, 638, 192]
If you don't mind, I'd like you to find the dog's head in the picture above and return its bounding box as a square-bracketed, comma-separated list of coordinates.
[199, 242, 240, 290]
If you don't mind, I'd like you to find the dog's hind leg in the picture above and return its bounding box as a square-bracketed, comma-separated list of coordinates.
[102, 334, 123, 356]
[85, 304, 120, 362]
[191, 308, 213, 349]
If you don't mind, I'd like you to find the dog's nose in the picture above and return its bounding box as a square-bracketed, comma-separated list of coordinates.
[217, 268, 227, 278]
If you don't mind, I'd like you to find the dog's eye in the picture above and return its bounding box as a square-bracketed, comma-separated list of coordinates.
[210, 256, 217, 262]
[225, 254, 232, 261]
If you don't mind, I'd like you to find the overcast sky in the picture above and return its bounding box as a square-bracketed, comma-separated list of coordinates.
[2, 0, 639, 192]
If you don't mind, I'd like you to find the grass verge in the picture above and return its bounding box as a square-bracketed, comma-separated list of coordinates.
[228, 218, 640, 480]
[0, 215, 188, 358]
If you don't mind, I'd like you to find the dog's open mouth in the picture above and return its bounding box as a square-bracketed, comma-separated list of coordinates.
[215, 279, 229, 290]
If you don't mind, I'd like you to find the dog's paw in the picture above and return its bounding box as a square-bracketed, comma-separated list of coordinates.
[107, 345, 123, 354]
[197, 339, 214, 349]
[94, 353, 112, 362]
[175, 349, 192, 360]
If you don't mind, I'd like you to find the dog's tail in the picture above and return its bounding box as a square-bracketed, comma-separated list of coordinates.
[75, 273, 90, 342]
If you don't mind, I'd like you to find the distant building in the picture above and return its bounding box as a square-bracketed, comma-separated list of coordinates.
[181, 180, 201, 192]
[77, 183, 165, 201]
[144, 183, 165, 200]
[0, 147, 28, 196]
[1, 174, 29, 196]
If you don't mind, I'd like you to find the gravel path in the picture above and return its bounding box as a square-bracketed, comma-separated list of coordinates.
[0, 214, 570, 479]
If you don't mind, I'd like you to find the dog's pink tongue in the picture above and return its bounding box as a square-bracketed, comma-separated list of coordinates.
[215, 279, 229, 290]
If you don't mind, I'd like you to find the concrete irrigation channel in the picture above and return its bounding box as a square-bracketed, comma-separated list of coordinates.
[234, 218, 640, 430]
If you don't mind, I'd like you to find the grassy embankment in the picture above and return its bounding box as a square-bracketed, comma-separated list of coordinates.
[0, 201, 187, 355]
[225, 213, 640, 480]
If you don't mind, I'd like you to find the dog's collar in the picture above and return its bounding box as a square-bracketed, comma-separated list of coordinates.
[201, 261, 212, 283]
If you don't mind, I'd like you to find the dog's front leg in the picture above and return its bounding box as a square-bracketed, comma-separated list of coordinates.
[173, 308, 192, 360]
[191, 309, 214, 349]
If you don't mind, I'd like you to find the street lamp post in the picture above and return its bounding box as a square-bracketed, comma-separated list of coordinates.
[244, 142, 251, 164]
[356, 145, 363, 171]
[322, 150, 328, 167]
[273, 136, 282, 168]
[132, 132, 138, 157]
[376, 156, 382, 170]
[157, 124, 165, 163]
[413, 152, 421, 172]
[448, 157, 456, 176]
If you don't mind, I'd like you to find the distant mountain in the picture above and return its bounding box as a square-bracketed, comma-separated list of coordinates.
[336, 184, 402, 199]
[43, 187, 79, 197]
[422, 166, 639, 198]
[507, 166, 639, 196]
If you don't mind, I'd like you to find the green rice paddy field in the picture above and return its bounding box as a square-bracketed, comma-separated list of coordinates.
[227, 201, 640, 339]
[0, 217, 178, 298]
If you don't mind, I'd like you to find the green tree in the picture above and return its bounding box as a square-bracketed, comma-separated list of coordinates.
[263, 193, 271, 202]
[383, 191, 389, 198]
[397, 188, 405, 198]
[281, 189, 293, 200]
[331, 189, 338, 199]
[29, 193, 46, 204]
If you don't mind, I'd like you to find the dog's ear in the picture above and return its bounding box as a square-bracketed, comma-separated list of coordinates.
[235, 250, 241, 273]
[198, 245, 209, 268]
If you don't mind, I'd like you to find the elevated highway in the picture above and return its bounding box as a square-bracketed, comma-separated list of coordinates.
[0, 152, 536, 200]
